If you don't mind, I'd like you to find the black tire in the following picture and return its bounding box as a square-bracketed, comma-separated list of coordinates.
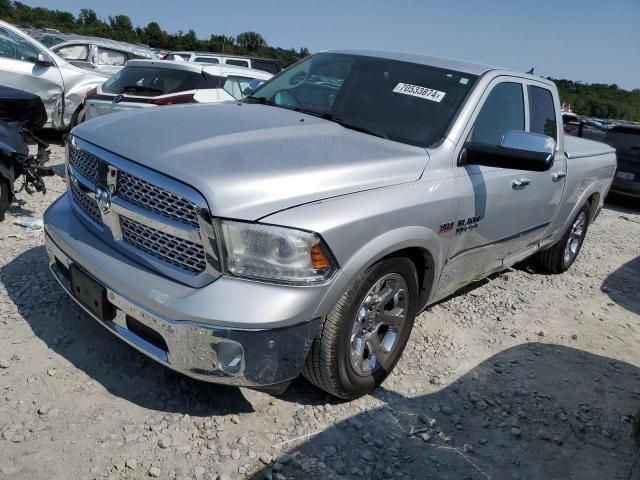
[0, 178, 11, 222]
[303, 257, 418, 399]
[70, 106, 86, 129]
[534, 204, 590, 273]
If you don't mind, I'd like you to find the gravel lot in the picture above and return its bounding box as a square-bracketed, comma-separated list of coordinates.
[1, 139, 639, 480]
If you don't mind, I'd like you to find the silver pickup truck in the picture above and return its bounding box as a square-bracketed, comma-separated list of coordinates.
[44, 50, 616, 399]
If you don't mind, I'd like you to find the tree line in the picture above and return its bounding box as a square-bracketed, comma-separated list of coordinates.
[1, 1, 639, 121]
[0, 1, 309, 67]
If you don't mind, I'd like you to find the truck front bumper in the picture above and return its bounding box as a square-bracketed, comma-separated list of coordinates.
[44, 194, 325, 388]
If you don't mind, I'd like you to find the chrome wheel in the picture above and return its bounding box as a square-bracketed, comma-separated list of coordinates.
[349, 273, 409, 376]
[564, 211, 587, 264]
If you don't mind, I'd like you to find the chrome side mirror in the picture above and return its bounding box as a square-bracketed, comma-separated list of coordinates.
[501, 130, 556, 155]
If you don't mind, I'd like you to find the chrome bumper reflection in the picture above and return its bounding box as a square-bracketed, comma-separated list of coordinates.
[45, 232, 318, 387]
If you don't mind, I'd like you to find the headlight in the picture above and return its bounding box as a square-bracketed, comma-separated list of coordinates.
[219, 220, 336, 284]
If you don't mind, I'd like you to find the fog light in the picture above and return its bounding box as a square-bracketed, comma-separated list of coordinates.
[217, 342, 244, 375]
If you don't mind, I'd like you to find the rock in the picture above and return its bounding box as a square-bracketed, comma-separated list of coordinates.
[125, 458, 137, 470]
[0, 359, 9, 369]
[46, 369, 56, 376]
[217, 445, 231, 456]
[0, 461, 18, 475]
[463, 443, 474, 453]
[360, 449, 375, 461]
[38, 404, 51, 415]
[216, 475, 231, 480]
[230, 414, 241, 424]
[158, 436, 171, 449]
[324, 445, 337, 456]
[511, 427, 522, 438]
[148, 466, 161, 478]
[231, 449, 241, 460]
[259, 453, 272, 464]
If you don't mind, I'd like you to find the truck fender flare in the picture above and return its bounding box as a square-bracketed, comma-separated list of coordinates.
[312, 225, 443, 318]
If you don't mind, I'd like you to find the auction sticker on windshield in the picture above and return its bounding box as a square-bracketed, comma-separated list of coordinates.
[393, 83, 446, 102]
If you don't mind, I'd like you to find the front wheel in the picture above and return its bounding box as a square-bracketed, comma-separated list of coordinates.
[303, 257, 418, 399]
[70, 106, 86, 129]
[534, 204, 590, 273]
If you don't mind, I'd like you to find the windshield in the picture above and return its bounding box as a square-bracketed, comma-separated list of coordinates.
[246, 53, 477, 147]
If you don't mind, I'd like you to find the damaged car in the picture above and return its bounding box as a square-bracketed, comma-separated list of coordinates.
[0, 85, 53, 220]
[0, 20, 109, 130]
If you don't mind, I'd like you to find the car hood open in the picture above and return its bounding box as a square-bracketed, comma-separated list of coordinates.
[73, 102, 428, 220]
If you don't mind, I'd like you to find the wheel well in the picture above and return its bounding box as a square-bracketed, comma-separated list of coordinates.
[587, 192, 601, 221]
[384, 247, 436, 311]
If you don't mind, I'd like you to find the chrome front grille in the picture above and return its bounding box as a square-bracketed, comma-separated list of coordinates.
[69, 144, 98, 182]
[66, 137, 217, 286]
[118, 171, 200, 227]
[70, 179, 102, 225]
[120, 217, 206, 273]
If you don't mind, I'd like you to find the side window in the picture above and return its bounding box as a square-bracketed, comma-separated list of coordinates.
[225, 59, 249, 68]
[194, 57, 219, 64]
[222, 75, 254, 99]
[97, 47, 127, 66]
[0, 26, 40, 63]
[528, 86, 557, 140]
[470, 82, 524, 145]
[56, 44, 89, 61]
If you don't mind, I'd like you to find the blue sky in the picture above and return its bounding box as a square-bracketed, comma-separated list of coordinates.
[23, 0, 640, 90]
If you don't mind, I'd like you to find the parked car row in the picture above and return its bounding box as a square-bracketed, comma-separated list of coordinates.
[165, 51, 282, 74]
[0, 21, 273, 128]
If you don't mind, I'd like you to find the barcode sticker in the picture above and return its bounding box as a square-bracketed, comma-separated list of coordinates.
[393, 83, 446, 102]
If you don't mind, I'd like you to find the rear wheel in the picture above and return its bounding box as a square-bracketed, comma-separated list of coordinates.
[303, 257, 418, 399]
[534, 204, 590, 273]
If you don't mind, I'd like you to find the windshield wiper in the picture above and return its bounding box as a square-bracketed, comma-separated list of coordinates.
[293, 107, 388, 139]
[244, 95, 275, 105]
[122, 85, 164, 94]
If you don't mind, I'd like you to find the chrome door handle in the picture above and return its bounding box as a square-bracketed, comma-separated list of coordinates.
[512, 178, 532, 189]
[552, 171, 567, 182]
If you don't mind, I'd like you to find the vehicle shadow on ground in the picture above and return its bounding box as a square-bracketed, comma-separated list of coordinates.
[1, 246, 254, 416]
[253, 343, 640, 480]
[602, 256, 640, 316]
[605, 192, 639, 213]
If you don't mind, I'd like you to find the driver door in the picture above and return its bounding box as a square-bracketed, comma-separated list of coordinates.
[0, 24, 63, 125]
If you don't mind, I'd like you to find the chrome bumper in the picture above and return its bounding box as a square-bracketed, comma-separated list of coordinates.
[45, 232, 319, 388]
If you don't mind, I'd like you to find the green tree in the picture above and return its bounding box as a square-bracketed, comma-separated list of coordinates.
[236, 31, 266, 52]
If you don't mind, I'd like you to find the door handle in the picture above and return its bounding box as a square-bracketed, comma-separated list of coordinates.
[512, 178, 532, 189]
[552, 171, 567, 182]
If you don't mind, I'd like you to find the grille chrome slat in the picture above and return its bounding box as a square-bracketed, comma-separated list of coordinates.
[66, 139, 214, 281]
[118, 171, 200, 227]
[120, 217, 206, 273]
[70, 179, 102, 225]
[69, 144, 99, 183]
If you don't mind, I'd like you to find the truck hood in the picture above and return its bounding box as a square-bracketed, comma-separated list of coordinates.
[73, 102, 428, 220]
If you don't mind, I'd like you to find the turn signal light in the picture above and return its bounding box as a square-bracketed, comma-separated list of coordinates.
[311, 243, 331, 270]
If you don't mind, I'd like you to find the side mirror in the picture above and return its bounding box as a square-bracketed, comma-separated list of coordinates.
[36, 52, 55, 67]
[461, 131, 555, 172]
[242, 79, 265, 97]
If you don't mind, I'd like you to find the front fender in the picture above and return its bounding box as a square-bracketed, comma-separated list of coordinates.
[311, 225, 444, 318]
[60, 67, 108, 128]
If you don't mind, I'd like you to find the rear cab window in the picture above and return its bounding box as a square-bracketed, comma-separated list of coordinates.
[528, 85, 557, 140]
[101, 66, 204, 96]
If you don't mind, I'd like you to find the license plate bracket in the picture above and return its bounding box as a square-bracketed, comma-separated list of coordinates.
[69, 264, 112, 321]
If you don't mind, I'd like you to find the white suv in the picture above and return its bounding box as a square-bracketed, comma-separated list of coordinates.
[165, 51, 282, 74]
[84, 60, 272, 121]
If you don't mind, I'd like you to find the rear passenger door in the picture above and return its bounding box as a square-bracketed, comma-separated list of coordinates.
[505, 83, 567, 261]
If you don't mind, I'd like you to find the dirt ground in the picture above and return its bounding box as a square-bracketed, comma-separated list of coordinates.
[1, 140, 639, 480]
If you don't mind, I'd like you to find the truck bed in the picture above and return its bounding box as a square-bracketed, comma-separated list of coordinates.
[564, 135, 615, 159]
